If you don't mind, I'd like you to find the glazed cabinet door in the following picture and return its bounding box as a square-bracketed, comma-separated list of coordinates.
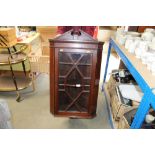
[55, 48, 96, 114]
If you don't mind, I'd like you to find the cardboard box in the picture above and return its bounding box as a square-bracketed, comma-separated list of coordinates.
[36, 26, 57, 42]
[0, 28, 17, 47]
[42, 46, 50, 56]
[0, 39, 17, 48]
[0, 28, 16, 35]
[97, 29, 116, 42]
[36, 26, 57, 33]
[40, 34, 56, 42]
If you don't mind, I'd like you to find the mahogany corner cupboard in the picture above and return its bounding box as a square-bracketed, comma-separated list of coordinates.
[49, 29, 104, 118]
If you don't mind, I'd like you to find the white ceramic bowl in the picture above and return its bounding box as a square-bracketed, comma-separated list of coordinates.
[142, 32, 154, 41]
[134, 40, 141, 47]
[145, 28, 155, 34]
[117, 34, 127, 45]
[128, 42, 138, 54]
[149, 43, 155, 50]
[141, 53, 148, 64]
[128, 44, 135, 54]
[126, 34, 132, 39]
[125, 38, 134, 50]
[152, 37, 155, 43]
[139, 41, 149, 51]
[135, 47, 142, 58]
[134, 37, 142, 41]
[145, 114, 155, 124]
[146, 55, 155, 70]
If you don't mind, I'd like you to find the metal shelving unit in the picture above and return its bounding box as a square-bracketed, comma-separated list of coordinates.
[103, 37, 155, 129]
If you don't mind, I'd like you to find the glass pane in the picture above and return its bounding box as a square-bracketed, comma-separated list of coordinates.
[84, 86, 90, 91]
[59, 85, 64, 90]
[79, 54, 91, 64]
[65, 86, 82, 99]
[58, 51, 92, 113]
[78, 65, 91, 77]
[59, 77, 65, 84]
[68, 104, 78, 111]
[59, 52, 72, 63]
[71, 53, 81, 62]
[67, 94, 89, 112]
[83, 79, 91, 85]
[59, 64, 72, 76]
[74, 93, 89, 112]
[66, 69, 83, 85]
[58, 91, 72, 111]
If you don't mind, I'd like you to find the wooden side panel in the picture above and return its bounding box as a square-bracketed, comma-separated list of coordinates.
[90, 43, 103, 115]
[50, 42, 55, 114]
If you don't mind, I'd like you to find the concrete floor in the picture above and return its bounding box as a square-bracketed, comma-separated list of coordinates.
[0, 73, 111, 129]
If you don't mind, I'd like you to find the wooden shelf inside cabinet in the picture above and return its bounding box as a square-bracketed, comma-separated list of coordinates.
[49, 29, 104, 118]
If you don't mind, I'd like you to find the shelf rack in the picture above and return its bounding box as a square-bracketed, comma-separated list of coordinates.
[0, 44, 35, 102]
[103, 37, 155, 129]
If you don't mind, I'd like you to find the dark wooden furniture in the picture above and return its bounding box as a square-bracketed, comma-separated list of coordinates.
[137, 26, 155, 33]
[128, 26, 155, 33]
[49, 28, 103, 118]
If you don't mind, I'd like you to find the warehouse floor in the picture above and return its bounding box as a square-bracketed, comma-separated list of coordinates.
[0, 73, 110, 129]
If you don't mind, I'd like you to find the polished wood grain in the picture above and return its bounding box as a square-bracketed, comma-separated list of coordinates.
[49, 29, 104, 118]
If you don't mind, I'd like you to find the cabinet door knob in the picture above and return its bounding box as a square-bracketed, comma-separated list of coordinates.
[95, 79, 99, 86]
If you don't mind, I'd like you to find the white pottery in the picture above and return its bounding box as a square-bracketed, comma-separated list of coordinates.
[126, 31, 141, 37]
[152, 37, 155, 43]
[146, 51, 155, 70]
[125, 38, 134, 50]
[128, 42, 138, 54]
[128, 44, 135, 54]
[145, 114, 155, 124]
[139, 41, 149, 51]
[134, 40, 141, 48]
[135, 47, 142, 58]
[126, 34, 132, 39]
[142, 32, 154, 41]
[134, 36, 141, 40]
[145, 28, 155, 34]
[141, 52, 149, 64]
[149, 42, 155, 50]
[118, 34, 127, 45]
[146, 54, 155, 70]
